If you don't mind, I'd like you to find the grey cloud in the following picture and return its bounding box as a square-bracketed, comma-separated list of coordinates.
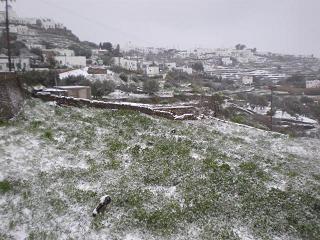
[5, 0, 320, 55]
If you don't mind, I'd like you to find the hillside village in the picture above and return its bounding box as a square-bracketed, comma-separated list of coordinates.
[0, 6, 320, 136]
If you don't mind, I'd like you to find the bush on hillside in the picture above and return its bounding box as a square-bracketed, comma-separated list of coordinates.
[143, 79, 159, 94]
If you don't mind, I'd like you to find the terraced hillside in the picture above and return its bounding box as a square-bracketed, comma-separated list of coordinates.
[0, 99, 319, 240]
[12, 24, 93, 52]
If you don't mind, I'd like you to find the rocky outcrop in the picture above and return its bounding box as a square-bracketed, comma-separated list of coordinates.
[0, 73, 24, 120]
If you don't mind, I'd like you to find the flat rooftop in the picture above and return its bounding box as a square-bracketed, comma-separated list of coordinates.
[55, 86, 91, 89]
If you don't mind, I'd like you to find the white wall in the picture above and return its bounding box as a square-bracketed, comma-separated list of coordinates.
[0, 57, 31, 72]
[176, 66, 193, 75]
[53, 49, 75, 57]
[165, 62, 177, 70]
[306, 80, 320, 89]
[242, 76, 253, 85]
[55, 56, 86, 68]
[39, 18, 64, 30]
[26, 43, 46, 50]
[114, 57, 138, 71]
[146, 66, 160, 76]
[10, 25, 30, 35]
[222, 57, 233, 66]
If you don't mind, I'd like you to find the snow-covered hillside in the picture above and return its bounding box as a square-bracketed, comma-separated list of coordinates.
[0, 99, 319, 240]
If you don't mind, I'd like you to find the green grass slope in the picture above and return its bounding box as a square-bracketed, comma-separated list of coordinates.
[0, 99, 319, 240]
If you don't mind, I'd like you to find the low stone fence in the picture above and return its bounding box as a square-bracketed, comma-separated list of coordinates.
[35, 92, 197, 121]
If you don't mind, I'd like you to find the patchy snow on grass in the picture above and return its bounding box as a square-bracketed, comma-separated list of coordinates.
[0, 99, 319, 240]
[146, 186, 177, 199]
[234, 226, 255, 240]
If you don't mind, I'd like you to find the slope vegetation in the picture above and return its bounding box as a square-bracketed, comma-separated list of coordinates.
[0, 99, 319, 240]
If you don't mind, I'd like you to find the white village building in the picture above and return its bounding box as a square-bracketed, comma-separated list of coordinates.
[114, 57, 139, 71]
[145, 66, 160, 77]
[91, 49, 110, 56]
[0, 5, 62, 29]
[0, 5, 18, 23]
[25, 43, 46, 50]
[176, 66, 193, 75]
[214, 48, 232, 57]
[9, 25, 33, 35]
[222, 57, 233, 66]
[54, 56, 86, 68]
[51, 49, 75, 57]
[306, 80, 320, 89]
[0, 54, 30, 72]
[38, 18, 64, 30]
[165, 62, 177, 71]
[59, 67, 124, 86]
[242, 76, 254, 85]
[0, 5, 37, 25]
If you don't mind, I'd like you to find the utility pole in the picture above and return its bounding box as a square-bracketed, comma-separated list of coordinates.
[269, 85, 276, 131]
[54, 70, 57, 87]
[1, 0, 15, 72]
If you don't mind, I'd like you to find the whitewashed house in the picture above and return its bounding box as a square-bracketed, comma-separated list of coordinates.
[146, 66, 160, 77]
[231, 49, 257, 63]
[53, 49, 75, 57]
[242, 76, 254, 85]
[176, 66, 193, 75]
[0, 54, 30, 72]
[165, 62, 177, 71]
[222, 57, 233, 66]
[54, 56, 86, 68]
[0, 5, 36, 25]
[43, 49, 75, 58]
[9, 25, 31, 35]
[92, 49, 109, 56]
[56, 86, 91, 99]
[38, 18, 64, 29]
[0, 5, 18, 22]
[215, 48, 232, 57]
[204, 64, 215, 72]
[23, 18, 37, 25]
[114, 57, 139, 71]
[39, 19, 56, 29]
[25, 43, 46, 50]
[306, 80, 320, 89]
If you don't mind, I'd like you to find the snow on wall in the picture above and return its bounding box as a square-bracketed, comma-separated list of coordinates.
[35, 93, 197, 121]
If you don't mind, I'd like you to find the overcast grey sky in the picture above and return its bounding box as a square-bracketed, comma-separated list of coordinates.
[4, 0, 320, 55]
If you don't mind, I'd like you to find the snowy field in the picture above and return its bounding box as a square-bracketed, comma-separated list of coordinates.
[0, 99, 319, 239]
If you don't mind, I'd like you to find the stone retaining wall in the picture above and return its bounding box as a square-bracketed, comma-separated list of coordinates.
[35, 93, 197, 121]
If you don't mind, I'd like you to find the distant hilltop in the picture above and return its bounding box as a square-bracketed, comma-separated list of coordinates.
[0, 4, 65, 30]
[0, 4, 88, 55]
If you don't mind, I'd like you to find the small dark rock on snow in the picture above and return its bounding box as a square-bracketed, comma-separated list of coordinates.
[92, 195, 111, 217]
